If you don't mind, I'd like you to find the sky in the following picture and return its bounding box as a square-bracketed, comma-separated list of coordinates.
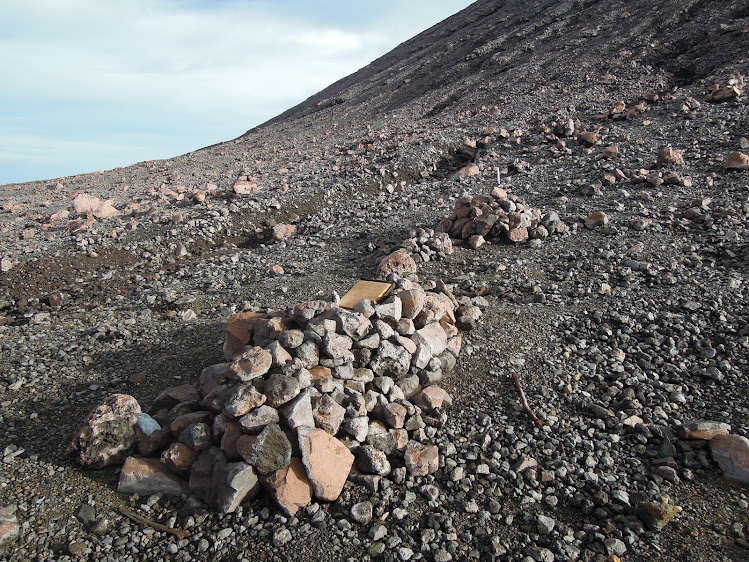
[0, 0, 475, 185]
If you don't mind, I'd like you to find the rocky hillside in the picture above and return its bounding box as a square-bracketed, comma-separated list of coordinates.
[1, 0, 748, 561]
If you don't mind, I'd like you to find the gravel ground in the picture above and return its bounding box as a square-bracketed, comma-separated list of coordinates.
[1, 0, 749, 560]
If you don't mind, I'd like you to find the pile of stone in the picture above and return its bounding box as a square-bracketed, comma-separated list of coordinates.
[69, 278, 481, 516]
[398, 229, 454, 263]
[435, 187, 569, 249]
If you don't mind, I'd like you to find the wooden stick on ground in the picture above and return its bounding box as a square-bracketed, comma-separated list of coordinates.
[118, 506, 190, 540]
[511, 372, 544, 428]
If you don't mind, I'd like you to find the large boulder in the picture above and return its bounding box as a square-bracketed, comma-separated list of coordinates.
[68, 394, 141, 469]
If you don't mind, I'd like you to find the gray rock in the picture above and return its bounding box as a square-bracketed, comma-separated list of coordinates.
[178, 423, 212, 451]
[264, 373, 301, 408]
[350, 501, 373, 524]
[239, 405, 279, 433]
[356, 444, 391, 475]
[223, 383, 267, 418]
[537, 514, 555, 535]
[279, 390, 315, 430]
[249, 423, 292, 474]
[67, 394, 141, 469]
[604, 537, 627, 557]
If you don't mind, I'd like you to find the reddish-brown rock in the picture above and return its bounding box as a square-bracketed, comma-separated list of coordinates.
[223, 312, 265, 360]
[297, 427, 354, 501]
[262, 457, 313, 516]
[658, 146, 685, 166]
[585, 211, 608, 229]
[118, 457, 186, 496]
[148, 384, 200, 415]
[161, 442, 198, 472]
[678, 421, 731, 440]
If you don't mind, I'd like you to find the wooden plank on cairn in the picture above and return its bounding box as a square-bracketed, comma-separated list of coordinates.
[339, 280, 394, 309]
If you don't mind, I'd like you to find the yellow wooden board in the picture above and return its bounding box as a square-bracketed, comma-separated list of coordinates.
[339, 280, 393, 309]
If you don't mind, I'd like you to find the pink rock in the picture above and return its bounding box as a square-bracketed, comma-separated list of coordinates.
[312, 394, 346, 435]
[468, 234, 485, 249]
[268, 264, 284, 276]
[223, 312, 265, 360]
[0, 505, 20, 548]
[382, 403, 407, 429]
[726, 151, 749, 170]
[262, 457, 313, 516]
[228, 346, 272, 381]
[297, 427, 355, 501]
[711, 434, 749, 484]
[413, 386, 452, 411]
[272, 223, 297, 241]
[267, 340, 292, 367]
[404, 441, 439, 476]
[68, 394, 141, 469]
[323, 333, 353, 359]
[376, 248, 417, 279]
[72, 193, 120, 219]
[118, 457, 186, 496]
[585, 211, 608, 229]
[446, 333, 462, 357]
[412, 322, 448, 357]
[233, 178, 259, 195]
[451, 163, 480, 179]
[390, 429, 408, 451]
[678, 421, 731, 440]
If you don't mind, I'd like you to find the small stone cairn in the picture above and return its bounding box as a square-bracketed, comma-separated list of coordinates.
[434, 187, 569, 249]
[69, 277, 482, 515]
[377, 188, 568, 272]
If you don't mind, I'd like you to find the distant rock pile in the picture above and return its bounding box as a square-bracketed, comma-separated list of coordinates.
[374, 188, 568, 280]
[435, 187, 569, 249]
[69, 278, 483, 515]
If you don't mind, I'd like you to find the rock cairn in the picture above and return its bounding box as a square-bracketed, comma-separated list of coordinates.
[374, 189, 569, 276]
[435, 187, 569, 249]
[69, 277, 483, 515]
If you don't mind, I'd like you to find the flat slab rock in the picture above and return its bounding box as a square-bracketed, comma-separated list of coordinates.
[118, 457, 187, 496]
[710, 434, 749, 485]
[298, 426, 354, 501]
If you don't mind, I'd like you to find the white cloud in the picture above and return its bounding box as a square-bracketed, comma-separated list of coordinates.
[0, 0, 475, 184]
